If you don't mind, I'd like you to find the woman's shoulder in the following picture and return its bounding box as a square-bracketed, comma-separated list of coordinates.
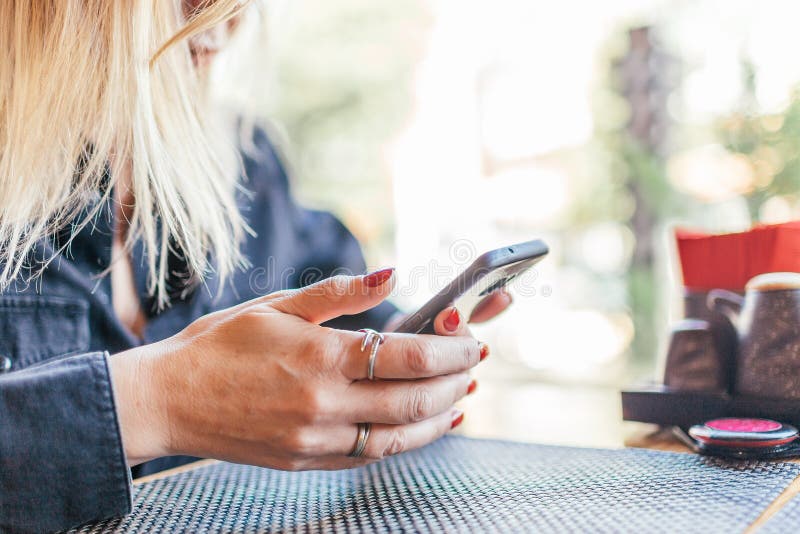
[239, 124, 292, 195]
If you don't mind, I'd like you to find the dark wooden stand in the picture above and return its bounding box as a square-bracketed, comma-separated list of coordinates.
[621, 384, 800, 427]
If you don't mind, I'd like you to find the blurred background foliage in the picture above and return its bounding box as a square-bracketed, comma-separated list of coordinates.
[231, 0, 800, 390]
[717, 78, 800, 221]
[258, 0, 431, 260]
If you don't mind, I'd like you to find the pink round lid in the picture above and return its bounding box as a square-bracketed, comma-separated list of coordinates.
[689, 417, 799, 448]
[705, 418, 782, 433]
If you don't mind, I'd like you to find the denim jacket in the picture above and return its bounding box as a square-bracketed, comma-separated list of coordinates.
[0, 130, 397, 533]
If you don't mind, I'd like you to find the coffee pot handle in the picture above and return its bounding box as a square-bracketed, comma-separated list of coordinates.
[706, 289, 744, 325]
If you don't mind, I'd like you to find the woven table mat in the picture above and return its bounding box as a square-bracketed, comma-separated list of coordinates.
[68, 436, 800, 533]
[756, 489, 800, 533]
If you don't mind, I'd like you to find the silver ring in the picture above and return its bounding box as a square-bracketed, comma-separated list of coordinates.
[349, 422, 372, 457]
[357, 328, 385, 381]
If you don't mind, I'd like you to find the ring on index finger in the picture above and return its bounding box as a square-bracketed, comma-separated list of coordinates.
[357, 328, 385, 380]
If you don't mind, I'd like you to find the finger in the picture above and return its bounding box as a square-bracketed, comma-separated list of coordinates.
[469, 288, 512, 323]
[344, 373, 472, 424]
[432, 306, 473, 337]
[269, 269, 395, 324]
[325, 407, 465, 458]
[339, 330, 484, 380]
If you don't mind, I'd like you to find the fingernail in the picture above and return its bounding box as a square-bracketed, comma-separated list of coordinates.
[467, 379, 478, 395]
[443, 307, 460, 331]
[451, 409, 465, 429]
[479, 343, 490, 361]
[364, 268, 394, 287]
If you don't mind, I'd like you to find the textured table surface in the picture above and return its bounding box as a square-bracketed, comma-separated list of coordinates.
[757, 488, 800, 533]
[67, 436, 800, 533]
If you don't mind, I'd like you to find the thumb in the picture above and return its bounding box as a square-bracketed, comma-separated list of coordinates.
[269, 268, 395, 324]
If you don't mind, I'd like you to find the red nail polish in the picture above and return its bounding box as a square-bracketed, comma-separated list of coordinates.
[364, 268, 394, 287]
[443, 307, 460, 331]
[451, 410, 465, 429]
[467, 380, 478, 395]
[479, 343, 490, 361]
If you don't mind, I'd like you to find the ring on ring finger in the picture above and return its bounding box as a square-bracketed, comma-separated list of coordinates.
[349, 422, 371, 457]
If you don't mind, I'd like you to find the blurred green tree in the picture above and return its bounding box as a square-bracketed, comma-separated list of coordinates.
[592, 27, 683, 372]
[717, 60, 800, 222]
[263, 0, 431, 262]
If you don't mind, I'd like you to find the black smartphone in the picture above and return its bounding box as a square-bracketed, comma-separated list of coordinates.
[392, 239, 549, 334]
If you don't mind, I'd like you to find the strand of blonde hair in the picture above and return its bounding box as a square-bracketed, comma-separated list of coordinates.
[0, 0, 252, 307]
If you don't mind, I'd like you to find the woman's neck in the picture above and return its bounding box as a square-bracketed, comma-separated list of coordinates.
[110, 160, 147, 338]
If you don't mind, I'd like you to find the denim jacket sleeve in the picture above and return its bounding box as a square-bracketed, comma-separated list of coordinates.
[0, 352, 131, 533]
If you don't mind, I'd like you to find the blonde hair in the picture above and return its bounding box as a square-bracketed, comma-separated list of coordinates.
[0, 0, 253, 306]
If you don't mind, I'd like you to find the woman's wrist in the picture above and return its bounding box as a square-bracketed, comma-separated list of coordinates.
[108, 343, 172, 466]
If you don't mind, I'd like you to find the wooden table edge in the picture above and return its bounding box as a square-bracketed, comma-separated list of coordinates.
[626, 425, 800, 532]
[745, 471, 800, 532]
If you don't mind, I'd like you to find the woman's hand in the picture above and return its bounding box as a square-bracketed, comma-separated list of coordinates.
[109, 270, 485, 470]
[385, 287, 513, 335]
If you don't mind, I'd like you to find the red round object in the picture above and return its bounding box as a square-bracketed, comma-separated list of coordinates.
[705, 418, 782, 433]
[689, 418, 799, 450]
[696, 437, 797, 449]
